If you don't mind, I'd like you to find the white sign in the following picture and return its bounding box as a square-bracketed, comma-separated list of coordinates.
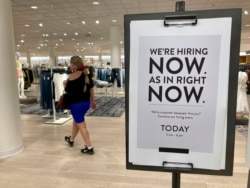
[129, 18, 232, 170]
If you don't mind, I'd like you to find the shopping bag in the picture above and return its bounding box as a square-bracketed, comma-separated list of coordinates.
[56, 93, 70, 109]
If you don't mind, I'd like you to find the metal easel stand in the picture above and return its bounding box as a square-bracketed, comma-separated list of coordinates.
[172, 172, 181, 188]
[164, 1, 194, 187]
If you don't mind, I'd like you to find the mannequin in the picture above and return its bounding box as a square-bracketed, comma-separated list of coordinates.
[16, 52, 26, 99]
[236, 71, 249, 116]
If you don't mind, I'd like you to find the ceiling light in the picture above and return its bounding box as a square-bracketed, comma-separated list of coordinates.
[82, 21, 86, 24]
[245, 10, 249, 15]
[112, 19, 117, 23]
[39, 23, 43, 27]
[20, 40, 24, 43]
[24, 24, 30, 27]
[64, 33, 67, 36]
[67, 22, 71, 25]
[96, 20, 100, 24]
[93, 2, 99, 5]
[75, 32, 79, 36]
[31, 6, 38, 9]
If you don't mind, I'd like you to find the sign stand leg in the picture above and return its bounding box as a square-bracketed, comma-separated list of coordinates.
[247, 170, 250, 187]
[163, 161, 192, 188]
[170, 2, 185, 188]
[172, 172, 181, 188]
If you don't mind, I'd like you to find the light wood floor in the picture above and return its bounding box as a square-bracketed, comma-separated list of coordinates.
[0, 85, 249, 188]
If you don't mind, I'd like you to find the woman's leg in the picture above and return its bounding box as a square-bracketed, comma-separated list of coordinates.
[65, 120, 79, 146]
[77, 120, 92, 147]
[70, 120, 79, 141]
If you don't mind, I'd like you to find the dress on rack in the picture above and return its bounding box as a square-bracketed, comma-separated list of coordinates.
[237, 71, 249, 114]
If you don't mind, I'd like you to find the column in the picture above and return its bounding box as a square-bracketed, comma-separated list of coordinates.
[98, 53, 102, 66]
[110, 26, 123, 89]
[0, 0, 23, 158]
[98, 53, 101, 62]
[48, 45, 56, 66]
[110, 26, 121, 68]
[27, 50, 31, 68]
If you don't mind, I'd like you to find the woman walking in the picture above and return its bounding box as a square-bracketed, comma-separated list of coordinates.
[64, 55, 96, 154]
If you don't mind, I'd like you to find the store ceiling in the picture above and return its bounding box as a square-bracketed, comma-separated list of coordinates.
[12, 0, 250, 57]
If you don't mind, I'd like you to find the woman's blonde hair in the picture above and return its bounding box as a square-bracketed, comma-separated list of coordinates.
[70, 55, 90, 92]
[70, 56, 83, 70]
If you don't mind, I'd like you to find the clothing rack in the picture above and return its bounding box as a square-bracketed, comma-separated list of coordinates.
[239, 63, 250, 71]
[42, 67, 72, 124]
[95, 67, 111, 82]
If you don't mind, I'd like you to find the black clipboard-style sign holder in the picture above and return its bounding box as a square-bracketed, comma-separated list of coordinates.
[124, 8, 241, 188]
[164, 15, 197, 26]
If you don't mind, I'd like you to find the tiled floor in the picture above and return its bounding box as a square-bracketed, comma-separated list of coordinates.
[0, 84, 249, 187]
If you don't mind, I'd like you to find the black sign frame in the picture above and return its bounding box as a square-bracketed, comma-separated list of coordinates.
[124, 8, 241, 176]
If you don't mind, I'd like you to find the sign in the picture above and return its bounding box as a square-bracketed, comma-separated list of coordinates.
[125, 9, 241, 175]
